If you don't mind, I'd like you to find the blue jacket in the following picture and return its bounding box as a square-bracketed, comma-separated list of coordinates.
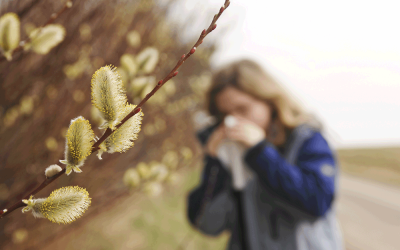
[187, 124, 343, 250]
[245, 131, 335, 216]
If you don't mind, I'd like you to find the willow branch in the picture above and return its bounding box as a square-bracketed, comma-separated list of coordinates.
[0, 0, 230, 218]
[93, 0, 230, 151]
[0, 0, 73, 62]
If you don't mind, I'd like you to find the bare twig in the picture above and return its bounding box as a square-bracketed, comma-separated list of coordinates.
[0, 0, 230, 219]
[0, 0, 73, 62]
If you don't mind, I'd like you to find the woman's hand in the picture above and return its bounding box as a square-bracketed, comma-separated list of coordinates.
[225, 116, 266, 148]
[205, 125, 226, 157]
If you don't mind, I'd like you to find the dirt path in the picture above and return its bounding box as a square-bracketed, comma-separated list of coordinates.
[336, 174, 400, 250]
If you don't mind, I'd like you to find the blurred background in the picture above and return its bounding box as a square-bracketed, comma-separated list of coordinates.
[0, 0, 399, 249]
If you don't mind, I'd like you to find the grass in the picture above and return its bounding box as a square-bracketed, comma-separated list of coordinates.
[337, 147, 400, 186]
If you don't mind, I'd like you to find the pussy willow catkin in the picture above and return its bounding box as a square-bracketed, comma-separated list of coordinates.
[91, 65, 128, 130]
[97, 104, 143, 159]
[22, 186, 91, 224]
[60, 116, 94, 175]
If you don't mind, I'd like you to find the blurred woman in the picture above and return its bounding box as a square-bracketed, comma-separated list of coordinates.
[187, 59, 343, 250]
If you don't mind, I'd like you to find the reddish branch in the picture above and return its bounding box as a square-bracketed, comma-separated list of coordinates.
[0, 0, 230, 218]
[0, 0, 73, 62]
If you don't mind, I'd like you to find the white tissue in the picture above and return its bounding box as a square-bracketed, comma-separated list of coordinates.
[224, 115, 237, 128]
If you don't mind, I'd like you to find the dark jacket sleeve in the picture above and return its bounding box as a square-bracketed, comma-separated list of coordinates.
[187, 124, 235, 235]
[244, 132, 336, 216]
[187, 155, 235, 235]
[188, 155, 229, 225]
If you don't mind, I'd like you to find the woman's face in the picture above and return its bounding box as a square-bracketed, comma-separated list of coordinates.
[216, 86, 272, 131]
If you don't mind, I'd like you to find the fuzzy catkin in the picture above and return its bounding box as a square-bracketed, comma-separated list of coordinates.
[60, 116, 94, 175]
[29, 24, 66, 54]
[22, 186, 91, 224]
[0, 13, 20, 60]
[45, 164, 62, 178]
[91, 65, 127, 130]
[97, 104, 143, 159]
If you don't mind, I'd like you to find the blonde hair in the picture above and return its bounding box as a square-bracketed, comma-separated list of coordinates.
[207, 59, 315, 145]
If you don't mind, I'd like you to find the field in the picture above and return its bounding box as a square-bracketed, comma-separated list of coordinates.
[337, 147, 400, 186]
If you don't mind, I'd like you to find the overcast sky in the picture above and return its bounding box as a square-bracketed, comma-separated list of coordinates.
[171, 0, 400, 148]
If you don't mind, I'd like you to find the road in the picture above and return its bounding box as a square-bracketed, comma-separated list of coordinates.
[336, 174, 400, 250]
